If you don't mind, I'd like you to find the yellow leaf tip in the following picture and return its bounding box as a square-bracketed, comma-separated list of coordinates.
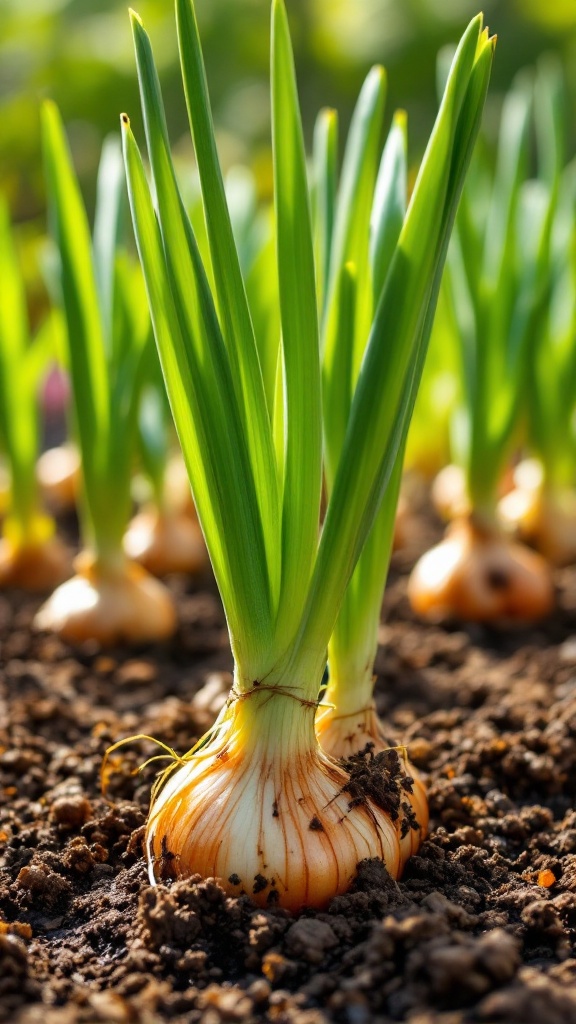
[129, 7, 143, 26]
[120, 113, 130, 129]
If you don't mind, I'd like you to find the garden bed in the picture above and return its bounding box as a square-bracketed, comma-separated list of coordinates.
[2, 511, 576, 1024]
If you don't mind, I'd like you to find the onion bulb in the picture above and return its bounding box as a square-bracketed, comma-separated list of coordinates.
[34, 551, 176, 644]
[431, 464, 469, 521]
[498, 459, 576, 567]
[36, 445, 80, 512]
[315, 700, 428, 868]
[163, 454, 198, 519]
[124, 507, 207, 577]
[0, 514, 71, 591]
[145, 691, 404, 911]
[408, 515, 554, 622]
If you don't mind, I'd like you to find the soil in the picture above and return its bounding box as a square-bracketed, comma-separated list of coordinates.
[2, 510, 576, 1024]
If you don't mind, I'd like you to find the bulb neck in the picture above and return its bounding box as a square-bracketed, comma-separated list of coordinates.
[323, 662, 375, 717]
[226, 682, 318, 761]
[74, 547, 129, 578]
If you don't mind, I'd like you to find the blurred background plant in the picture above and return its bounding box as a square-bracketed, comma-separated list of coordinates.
[2, 0, 576, 236]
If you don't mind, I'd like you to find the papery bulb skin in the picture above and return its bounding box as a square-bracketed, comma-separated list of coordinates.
[37, 445, 80, 512]
[145, 693, 402, 911]
[0, 535, 71, 592]
[124, 508, 207, 577]
[408, 516, 554, 623]
[498, 462, 576, 567]
[315, 701, 428, 868]
[34, 551, 176, 644]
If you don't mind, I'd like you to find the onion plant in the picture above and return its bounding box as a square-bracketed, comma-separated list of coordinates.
[121, 0, 493, 909]
[0, 199, 70, 591]
[409, 70, 555, 623]
[499, 61, 576, 566]
[35, 111, 176, 644]
[310, 100, 429, 864]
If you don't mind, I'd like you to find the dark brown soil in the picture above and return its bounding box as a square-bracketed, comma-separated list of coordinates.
[2, 514, 576, 1024]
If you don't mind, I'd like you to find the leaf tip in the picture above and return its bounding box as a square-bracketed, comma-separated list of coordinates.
[393, 108, 407, 129]
[129, 7, 143, 28]
[41, 97, 57, 121]
[271, 0, 285, 22]
[370, 63, 387, 89]
[120, 112, 131, 129]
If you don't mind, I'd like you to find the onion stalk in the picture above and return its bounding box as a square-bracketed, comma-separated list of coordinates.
[0, 199, 70, 591]
[409, 70, 556, 623]
[122, 0, 493, 908]
[35, 115, 176, 644]
[313, 100, 429, 863]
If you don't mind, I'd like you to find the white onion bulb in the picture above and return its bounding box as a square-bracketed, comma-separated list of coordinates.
[146, 691, 402, 911]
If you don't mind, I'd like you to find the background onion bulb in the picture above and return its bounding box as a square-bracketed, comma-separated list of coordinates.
[408, 516, 554, 622]
[124, 507, 207, 577]
[146, 690, 402, 911]
[34, 551, 176, 644]
[498, 461, 576, 567]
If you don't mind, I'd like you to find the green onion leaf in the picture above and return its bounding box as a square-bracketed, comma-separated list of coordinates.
[121, 102, 274, 676]
[271, 0, 323, 645]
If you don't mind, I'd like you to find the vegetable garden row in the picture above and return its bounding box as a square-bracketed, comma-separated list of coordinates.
[1, 2, 576, 1021]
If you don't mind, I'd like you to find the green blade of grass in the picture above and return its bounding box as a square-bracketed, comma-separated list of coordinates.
[270, 0, 323, 645]
[175, 0, 281, 612]
[122, 113, 274, 678]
